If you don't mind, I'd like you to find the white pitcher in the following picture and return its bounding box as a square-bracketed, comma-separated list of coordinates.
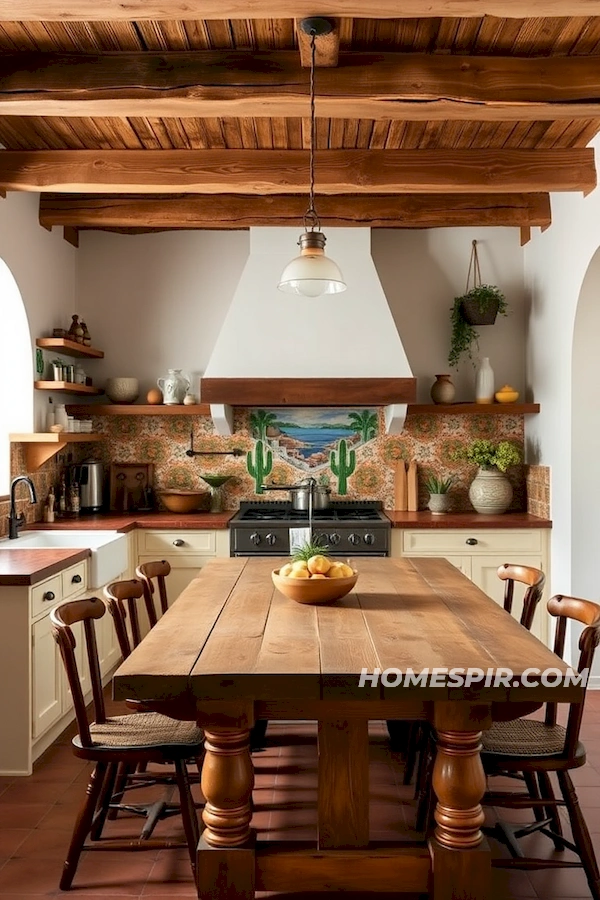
[157, 369, 190, 405]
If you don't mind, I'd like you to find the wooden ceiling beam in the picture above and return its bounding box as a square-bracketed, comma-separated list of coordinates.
[38, 193, 552, 230]
[3, 51, 600, 120]
[0, 148, 593, 195]
[2, 3, 600, 22]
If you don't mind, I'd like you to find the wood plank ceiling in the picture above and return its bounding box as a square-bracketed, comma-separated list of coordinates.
[1, 4, 600, 237]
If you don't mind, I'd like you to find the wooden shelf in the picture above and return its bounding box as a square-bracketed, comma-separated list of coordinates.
[10, 432, 104, 470]
[36, 337, 104, 359]
[407, 403, 540, 415]
[34, 381, 103, 395]
[66, 403, 211, 416]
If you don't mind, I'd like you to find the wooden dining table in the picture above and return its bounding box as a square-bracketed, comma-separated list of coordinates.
[113, 555, 581, 900]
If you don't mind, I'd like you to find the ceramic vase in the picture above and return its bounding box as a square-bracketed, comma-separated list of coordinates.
[468, 466, 512, 514]
[157, 369, 190, 405]
[430, 374, 456, 405]
[475, 357, 494, 404]
[428, 493, 452, 515]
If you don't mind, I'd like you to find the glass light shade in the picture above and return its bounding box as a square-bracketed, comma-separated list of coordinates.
[278, 231, 347, 297]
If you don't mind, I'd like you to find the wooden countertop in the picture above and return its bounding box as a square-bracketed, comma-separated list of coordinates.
[383, 511, 552, 528]
[24, 511, 236, 532]
[0, 548, 90, 586]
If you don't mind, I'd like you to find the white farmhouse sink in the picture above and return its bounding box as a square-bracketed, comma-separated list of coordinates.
[0, 530, 128, 589]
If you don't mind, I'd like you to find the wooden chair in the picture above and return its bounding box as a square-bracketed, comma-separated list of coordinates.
[497, 562, 546, 631]
[481, 594, 600, 900]
[135, 560, 171, 626]
[50, 596, 202, 891]
[104, 578, 147, 658]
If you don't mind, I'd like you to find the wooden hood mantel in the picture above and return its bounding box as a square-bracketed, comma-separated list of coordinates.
[200, 377, 417, 437]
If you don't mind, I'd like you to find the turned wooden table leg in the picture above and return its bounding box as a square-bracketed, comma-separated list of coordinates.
[429, 702, 491, 900]
[197, 726, 255, 900]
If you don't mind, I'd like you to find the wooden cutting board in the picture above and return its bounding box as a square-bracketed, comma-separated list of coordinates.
[407, 459, 418, 512]
[394, 460, 407, 511]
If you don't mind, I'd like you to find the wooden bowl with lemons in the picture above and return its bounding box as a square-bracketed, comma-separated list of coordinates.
[272, 552, 358, 605]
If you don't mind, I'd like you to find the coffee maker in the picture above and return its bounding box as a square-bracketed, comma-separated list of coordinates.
[72, 460, 104, 512]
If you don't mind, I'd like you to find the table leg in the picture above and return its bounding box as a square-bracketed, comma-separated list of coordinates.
[429, 703, 491, 900]
[198, 726, 254, 899]
[317, 718, 369, 850]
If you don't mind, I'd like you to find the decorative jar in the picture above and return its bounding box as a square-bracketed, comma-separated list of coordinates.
[430, 374, 455, 405]
[157, 369, 190, 405]
[468, 466, 512, 514]
[475, 357, 495, 404]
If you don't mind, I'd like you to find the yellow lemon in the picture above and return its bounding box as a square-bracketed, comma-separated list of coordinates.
[279, 563, 294, 577]
[327, 563, 345, 579]
[340, 563, 355, 578]
[289, 567, 310, 579]
[307, 554, 331, 575]
[291, 560, 308, 571]
[310, 573, 328, 579]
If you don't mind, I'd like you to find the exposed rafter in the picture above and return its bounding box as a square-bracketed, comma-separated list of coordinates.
[1, 2, 599, 21]
[38, 193, 552, 230]
[3, 51, 600, 120]
[0, 149, 592, 195]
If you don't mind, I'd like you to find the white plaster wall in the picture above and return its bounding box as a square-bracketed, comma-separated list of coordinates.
[0, 193, 76, 435]
[373, 227, 527, 403]
[524, 132, 600, 605]
[77, 226, 526, 404]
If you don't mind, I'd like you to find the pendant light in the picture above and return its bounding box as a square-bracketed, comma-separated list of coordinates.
[278, 17, 346, 297]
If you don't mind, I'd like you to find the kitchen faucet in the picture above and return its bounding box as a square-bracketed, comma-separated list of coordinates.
[8, 475, 37, 539]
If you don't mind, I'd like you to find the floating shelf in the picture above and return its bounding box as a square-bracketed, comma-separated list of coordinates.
[407, 403, 540, 415]
[36, 337, 104, 359]
[10, 432, 104, 470]
[66, 403, 211, 416]
[35, 381, 103, 395]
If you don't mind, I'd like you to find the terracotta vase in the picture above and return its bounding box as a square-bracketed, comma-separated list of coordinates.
[468, 466, 512, 515]
[430, 374, 456, 405]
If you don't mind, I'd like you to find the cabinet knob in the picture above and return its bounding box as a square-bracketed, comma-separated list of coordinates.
[43, 591, 55, 602]
[71, 574, 82, 584]
[466, 537, 478, 546]
[172, 539, 185, 547]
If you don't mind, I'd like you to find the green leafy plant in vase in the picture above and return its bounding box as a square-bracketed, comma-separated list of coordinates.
[450, 439, 522, 514]
[423, 474, 455, 515]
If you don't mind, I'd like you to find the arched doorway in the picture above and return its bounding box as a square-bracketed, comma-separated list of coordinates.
[0, 259, 33, 493]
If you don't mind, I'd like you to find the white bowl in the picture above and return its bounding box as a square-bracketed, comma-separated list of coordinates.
[105, 377, 139, 404]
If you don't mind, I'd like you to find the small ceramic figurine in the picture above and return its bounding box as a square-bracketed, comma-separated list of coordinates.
[183, 392, 197, 405]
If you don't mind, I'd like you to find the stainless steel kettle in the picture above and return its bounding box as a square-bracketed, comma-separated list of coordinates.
[261, 477, 331, 511]
[73, 460, 104, 512]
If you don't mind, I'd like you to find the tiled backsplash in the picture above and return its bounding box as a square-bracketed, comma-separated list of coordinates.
[526, 464, 551, 519]
[81, 408, 529, 514]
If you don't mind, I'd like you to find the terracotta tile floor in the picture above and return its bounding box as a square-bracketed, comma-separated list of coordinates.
[2, 692, 600, 899]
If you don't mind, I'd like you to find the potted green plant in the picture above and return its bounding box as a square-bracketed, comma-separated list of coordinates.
[450, 439, 522, 514]
[448, 240, 509, 368]
[423, 474, 455, 515]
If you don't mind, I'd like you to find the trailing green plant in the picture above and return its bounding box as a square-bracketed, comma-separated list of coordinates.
[448, 284, 508, 369]
[292, 536, 330, 563]
[450, 439, 522, 473]
[424, 474, 455, 495]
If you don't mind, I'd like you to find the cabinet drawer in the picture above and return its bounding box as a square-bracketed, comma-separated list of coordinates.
[138, 530, 216, 555]
[61, 561, 87, 599]
[31, 575, 62, 618]
[402, 529, 543, 556]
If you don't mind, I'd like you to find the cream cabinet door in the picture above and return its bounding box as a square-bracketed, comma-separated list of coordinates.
[97, 608, 121, 677]
[31, 616, 63, 739]
[470, 555, 547, 644]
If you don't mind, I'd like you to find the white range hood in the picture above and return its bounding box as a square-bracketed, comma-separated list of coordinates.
[202, 227, 415, 434]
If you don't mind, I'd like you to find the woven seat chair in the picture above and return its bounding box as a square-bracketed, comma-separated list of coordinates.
[50, 596, 202, 891]
[135, 559, 171, 626]
[480, 594, 600, 900]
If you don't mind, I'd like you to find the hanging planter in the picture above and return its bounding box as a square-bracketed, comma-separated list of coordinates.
[448, 240, 509, 368]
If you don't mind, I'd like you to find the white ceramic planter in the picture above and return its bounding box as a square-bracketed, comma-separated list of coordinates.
[428, 493, 452, 515]
[468, 466, 512, 514]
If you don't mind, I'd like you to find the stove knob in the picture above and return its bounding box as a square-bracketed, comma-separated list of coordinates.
[328, 532, 341, 546]
[265, 532, 277, 546]
[250, 532, 261, 545]
[348, 533, 361, 546]
[364, 533, 375, 545]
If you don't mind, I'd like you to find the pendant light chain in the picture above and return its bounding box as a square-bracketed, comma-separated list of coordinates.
[304, 29, 320, 232]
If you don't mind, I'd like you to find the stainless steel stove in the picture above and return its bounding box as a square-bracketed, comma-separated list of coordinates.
[229, 501, 391, 557]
